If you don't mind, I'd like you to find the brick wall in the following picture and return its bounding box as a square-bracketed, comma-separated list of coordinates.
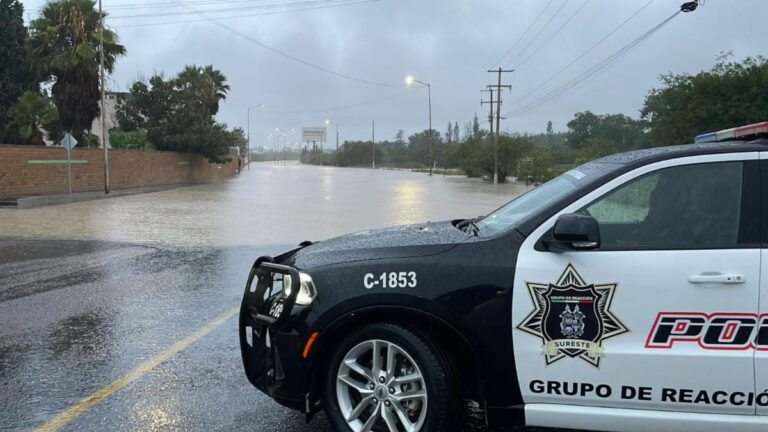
[0, 145, 238, 199]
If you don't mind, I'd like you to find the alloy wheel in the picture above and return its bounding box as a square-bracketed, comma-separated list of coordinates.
[336, 339, 428, 432]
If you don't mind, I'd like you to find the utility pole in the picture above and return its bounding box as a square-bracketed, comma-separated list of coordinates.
[481, 89, 495, 132]
[481, 88, 495, 183]
[98, 0, 109, 194]
[426, 84, 432, 175]
[486, 68, 513, 184]
[371, 120, 375, 169]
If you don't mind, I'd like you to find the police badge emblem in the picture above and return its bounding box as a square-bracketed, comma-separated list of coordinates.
[516, 264, 629, 367]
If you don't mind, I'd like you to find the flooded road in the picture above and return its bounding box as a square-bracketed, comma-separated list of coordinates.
[0, 163, 535, 432]
[0, 162, 530, 247]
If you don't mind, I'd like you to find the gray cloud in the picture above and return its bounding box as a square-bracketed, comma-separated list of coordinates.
[22, 0, 768, 147]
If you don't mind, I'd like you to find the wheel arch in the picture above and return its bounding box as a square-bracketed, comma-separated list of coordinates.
[304, 304, 487, 410]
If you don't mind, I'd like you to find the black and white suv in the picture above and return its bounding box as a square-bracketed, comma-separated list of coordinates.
[240, 121, 768, 431]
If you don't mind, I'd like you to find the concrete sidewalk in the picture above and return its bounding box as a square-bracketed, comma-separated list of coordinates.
[1, 183, 203, 209]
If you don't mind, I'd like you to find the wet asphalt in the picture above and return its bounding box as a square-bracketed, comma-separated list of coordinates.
[0, 238, 314, 431]
[0, 163, 557, 432]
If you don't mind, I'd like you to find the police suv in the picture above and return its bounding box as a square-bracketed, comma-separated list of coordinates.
[240, 121, 768, 432]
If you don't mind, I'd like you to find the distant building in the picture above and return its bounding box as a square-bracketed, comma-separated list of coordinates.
[90, 92, 127, 148]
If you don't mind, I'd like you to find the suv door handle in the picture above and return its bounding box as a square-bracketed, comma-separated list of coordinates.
[688, 273, 745, 284]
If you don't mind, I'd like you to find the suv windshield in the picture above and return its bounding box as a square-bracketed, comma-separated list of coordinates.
[476, 162, 619, 237]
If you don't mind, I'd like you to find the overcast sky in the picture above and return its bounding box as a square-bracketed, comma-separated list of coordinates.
[21, 0, 768, 148]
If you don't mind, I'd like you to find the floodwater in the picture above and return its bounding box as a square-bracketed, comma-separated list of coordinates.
[1, 163, 535, 432]
[0, 162, 530, 246]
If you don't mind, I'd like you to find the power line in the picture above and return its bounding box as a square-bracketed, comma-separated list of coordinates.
[503, 9, 681, 118]
[113, 0, 374, 26]
[109, 0, 357, 19]
[504, 0, 570, 68]
[103, 0, 274, 10]
[166, 0, 400, 87]
[509, 0, 656, 106]
[514, 0, 591, 69]
[494, 0, 555, 67]
[34, 0, 273, 12]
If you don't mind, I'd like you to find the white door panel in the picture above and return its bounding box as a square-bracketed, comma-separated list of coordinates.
[512, 153, 761, 416]
[513, 249, 759, 414]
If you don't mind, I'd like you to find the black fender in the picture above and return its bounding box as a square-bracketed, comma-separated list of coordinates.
[301, 296, 489, 412]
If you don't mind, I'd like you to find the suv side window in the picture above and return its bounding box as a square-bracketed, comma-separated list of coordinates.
[581, 161, 747, 250]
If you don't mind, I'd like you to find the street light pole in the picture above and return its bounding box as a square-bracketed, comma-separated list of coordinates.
[325, 120, 339, 166]
[246, 104, 264, 170]
[98, 0, 109, 193]
[275, 127, 290, 166]
[405, 75, 433, 175]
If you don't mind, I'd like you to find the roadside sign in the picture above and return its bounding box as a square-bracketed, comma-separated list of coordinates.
[60, 133, 79, 196]
[61, 133, 78, 151]
[302, 127, 326, 142]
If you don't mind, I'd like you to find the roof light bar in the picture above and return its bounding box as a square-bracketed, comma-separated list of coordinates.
[695, 121, 768, 143]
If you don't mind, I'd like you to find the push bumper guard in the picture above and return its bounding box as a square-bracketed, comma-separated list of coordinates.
[239, 257, 305, 409]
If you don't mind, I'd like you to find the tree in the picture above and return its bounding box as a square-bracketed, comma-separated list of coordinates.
[336, 140, 383, 167]
[642, 55, 768, 146]
[228, 127, 247, 155]
[407, 129, 443, 168]
[109, 129, 151, 150]
[567, 111, 648, 153]
[27, 0, 126, 144]
[394, 129, 405, 145]
[453, 121, 460, 143]
[472, 113, 480, 138]
[116, 75, 176, 133]
[546, 120, 554, 146]
[174, 64, 229, 116]
[0, 0, 33, 142]
[454, 131, 532, 182]
[445, 121, 453, 143]
[522, 146, 556, 183]
[115, 67, 235, 163]
[4, 91, 59, 145]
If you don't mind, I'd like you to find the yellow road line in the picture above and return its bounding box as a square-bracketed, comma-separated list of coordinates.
[35, 307, 239, 432]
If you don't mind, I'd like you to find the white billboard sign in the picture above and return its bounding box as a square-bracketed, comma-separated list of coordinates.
[302, 127, 326, 142]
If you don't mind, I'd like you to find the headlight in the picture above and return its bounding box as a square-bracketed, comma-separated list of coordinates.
[282, 272, 317, 306]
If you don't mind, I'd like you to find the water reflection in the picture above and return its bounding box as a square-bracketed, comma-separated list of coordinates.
[389, 180, 426, 224]
[129, 398, 183, 431]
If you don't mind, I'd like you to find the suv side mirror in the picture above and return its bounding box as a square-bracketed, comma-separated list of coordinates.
[543, 213, 601, 252]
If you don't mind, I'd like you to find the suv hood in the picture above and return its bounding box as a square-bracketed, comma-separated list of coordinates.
[286, 220, 469, 269]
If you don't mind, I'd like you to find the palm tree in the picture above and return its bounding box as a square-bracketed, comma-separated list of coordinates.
[175, 65, 230, 116]
[4, 91, 59, 145]
[26, 0, 126, 144]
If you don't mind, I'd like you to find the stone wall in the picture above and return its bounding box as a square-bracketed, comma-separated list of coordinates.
[0, 145, 238, 199]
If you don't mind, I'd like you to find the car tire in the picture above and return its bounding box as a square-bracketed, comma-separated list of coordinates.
[324, 322, 459, 432]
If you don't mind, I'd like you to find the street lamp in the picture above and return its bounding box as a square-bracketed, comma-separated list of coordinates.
[405, 75, 433, 175]
[275, 127, 291, 166]
[246, 104, 265, 170]
[325, 119, 339, 166]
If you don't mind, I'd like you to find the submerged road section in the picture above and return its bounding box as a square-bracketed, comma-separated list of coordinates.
[0, 163, 532, 431]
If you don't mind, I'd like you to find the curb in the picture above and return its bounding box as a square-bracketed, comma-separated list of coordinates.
[6, 183, 206, 209]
